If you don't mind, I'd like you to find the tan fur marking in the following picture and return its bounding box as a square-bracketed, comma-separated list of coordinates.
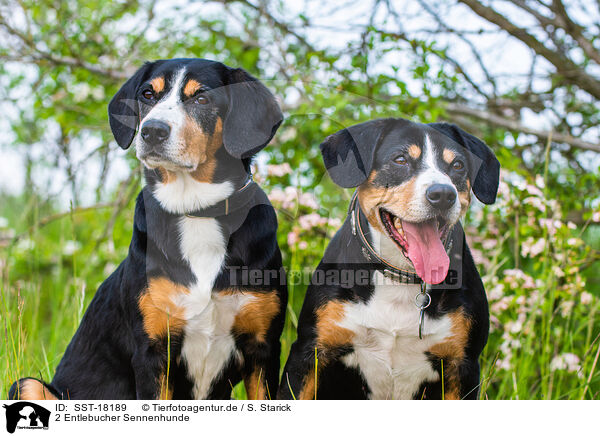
[158, 167, 177, 184]
[358, 176, 418, 230]
[184, 79, 202, 97]
[298, 375, 316, 400]
[458, 191, 471, 215]
[458, 180, 471, 215]
[18, 379, 58, 400]
[138, 277, 189, 340]
[187, 117, 224, 183]
[157, 117, 223, 184]
[231, 290, 280, 342]
[150, 76, 165, 93]
[158, 373, 173, 400]
[297, 300, 354, 400]
[408, 144, 421, 159]
[315, 300, 354, 349]
[428, 310, 472, 400]
[357, 174, 386, 231]
[443, 148, 456, 164]
[245, 369, 268, 400]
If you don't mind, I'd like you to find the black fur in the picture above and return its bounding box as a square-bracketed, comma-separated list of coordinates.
[280, 118, 498, 400]
[320, 118, 396, 188]
[108, 58, 283, 159]
[428, 122, 500, 204]
[9, 59, 286, 400]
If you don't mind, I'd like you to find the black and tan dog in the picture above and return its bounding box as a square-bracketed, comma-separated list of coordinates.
[279, 118, 499, 400]
[9, 59, 287, 400]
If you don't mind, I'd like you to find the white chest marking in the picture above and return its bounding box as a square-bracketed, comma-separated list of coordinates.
[340, 273, 452, 400]
[153, 174, 233, 215]
[176, 216, 237, 399]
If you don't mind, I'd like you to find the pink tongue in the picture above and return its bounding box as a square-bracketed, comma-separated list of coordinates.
[402, 220, 449, 284]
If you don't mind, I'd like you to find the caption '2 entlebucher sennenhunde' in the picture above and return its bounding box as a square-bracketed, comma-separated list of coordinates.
[9, 58, 288, 400]
[279, 118, 500, 400]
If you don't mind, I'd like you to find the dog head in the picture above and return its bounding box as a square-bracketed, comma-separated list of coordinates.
[108, 59, 282, 212]
[320, 118, 500, 284]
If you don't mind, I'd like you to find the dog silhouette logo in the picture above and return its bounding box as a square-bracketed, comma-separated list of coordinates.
[3, 402, 51, 433]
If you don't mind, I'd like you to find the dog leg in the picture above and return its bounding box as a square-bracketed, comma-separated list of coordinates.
[240, 340, 280, 400]
[131, 345, 172, 400]
[230, 289, 283, 400]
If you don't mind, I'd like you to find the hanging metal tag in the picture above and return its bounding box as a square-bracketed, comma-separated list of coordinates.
[415, 282, 431, 339]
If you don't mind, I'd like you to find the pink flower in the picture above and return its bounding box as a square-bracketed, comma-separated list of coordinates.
[495, 356, 511, 371]
[550, 353, 581, 373]
[482, 239, 497, 250]
[488, 284, 504, 301]
[524, 196, 545, 212]
[267, 163, 293, 177]
[525, 183, 543, 197]
[298, 192, 319, 210]
[580, 292, 593, 305]
[287, 231, 299, 246]
[283, 187, 299, 209]
[535, 174, 545, 189]
[268, 187, 286, 203]
[298, 213, 327, 230]
[539, 218, 558, 236]
[268, 187, 298, 209]
[560, 300, 575, 317]
[497, 180, 510, 198]
[521, 237, 545, 257]
[327, 217, 342, 227]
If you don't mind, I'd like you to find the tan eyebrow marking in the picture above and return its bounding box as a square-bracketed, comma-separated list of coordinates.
[408, 144, 421, 159]
[150, 76, 165, 93]
[184, 79, 202, 97]
[443, 148, 456, 164]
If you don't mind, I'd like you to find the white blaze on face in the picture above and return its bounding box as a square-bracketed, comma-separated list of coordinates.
[413, 134, 461, 223]
[371, 134, 464, 284]
[135, 68, 188, 168]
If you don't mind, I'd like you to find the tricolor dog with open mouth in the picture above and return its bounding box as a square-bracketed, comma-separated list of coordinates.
[9, 58, 287, 400]
[279, 118, 499, 400]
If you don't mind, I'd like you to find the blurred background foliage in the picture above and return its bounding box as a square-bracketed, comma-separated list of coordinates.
[1, 0, 599, 399]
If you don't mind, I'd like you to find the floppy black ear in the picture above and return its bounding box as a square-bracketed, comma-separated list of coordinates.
[428, 122, 500, 204]
[319, 119, 393, 188]
[108, 63, 154, 149]
[222, 68, 283, 159]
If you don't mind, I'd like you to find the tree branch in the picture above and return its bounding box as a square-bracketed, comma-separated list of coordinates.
[445, 102, 600, 152]
[0, 14, 127, 80]
[550, 0, 600, 65]
[458, 0, 600, 99]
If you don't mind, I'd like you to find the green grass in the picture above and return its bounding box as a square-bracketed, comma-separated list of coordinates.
[1, 187, 599, 400]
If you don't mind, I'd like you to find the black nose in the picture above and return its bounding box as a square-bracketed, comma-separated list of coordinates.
[426, 184, 457, 210]
[140, 119, 170, 146]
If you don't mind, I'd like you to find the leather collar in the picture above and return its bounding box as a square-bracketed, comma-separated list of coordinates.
[185, 176, 257, 218]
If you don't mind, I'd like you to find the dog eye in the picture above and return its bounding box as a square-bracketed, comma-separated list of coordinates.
[452, 160, 464, 170]
[142, 90, 155, 100]
[196, 94, 209, 105]
[394, 155, 408, 165]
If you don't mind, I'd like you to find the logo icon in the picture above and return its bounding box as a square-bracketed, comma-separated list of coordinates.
[3, 402, 51, 433]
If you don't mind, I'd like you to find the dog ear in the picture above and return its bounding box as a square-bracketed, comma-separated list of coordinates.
[428, 122, 500, 204]
[222, 68, 283, 159]
[108, 63, 154, 149]
[320, 119, 393, 188]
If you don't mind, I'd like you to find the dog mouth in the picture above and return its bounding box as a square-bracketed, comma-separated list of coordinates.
[140, 153, 195, 171]
[379, 208, 451, 285]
